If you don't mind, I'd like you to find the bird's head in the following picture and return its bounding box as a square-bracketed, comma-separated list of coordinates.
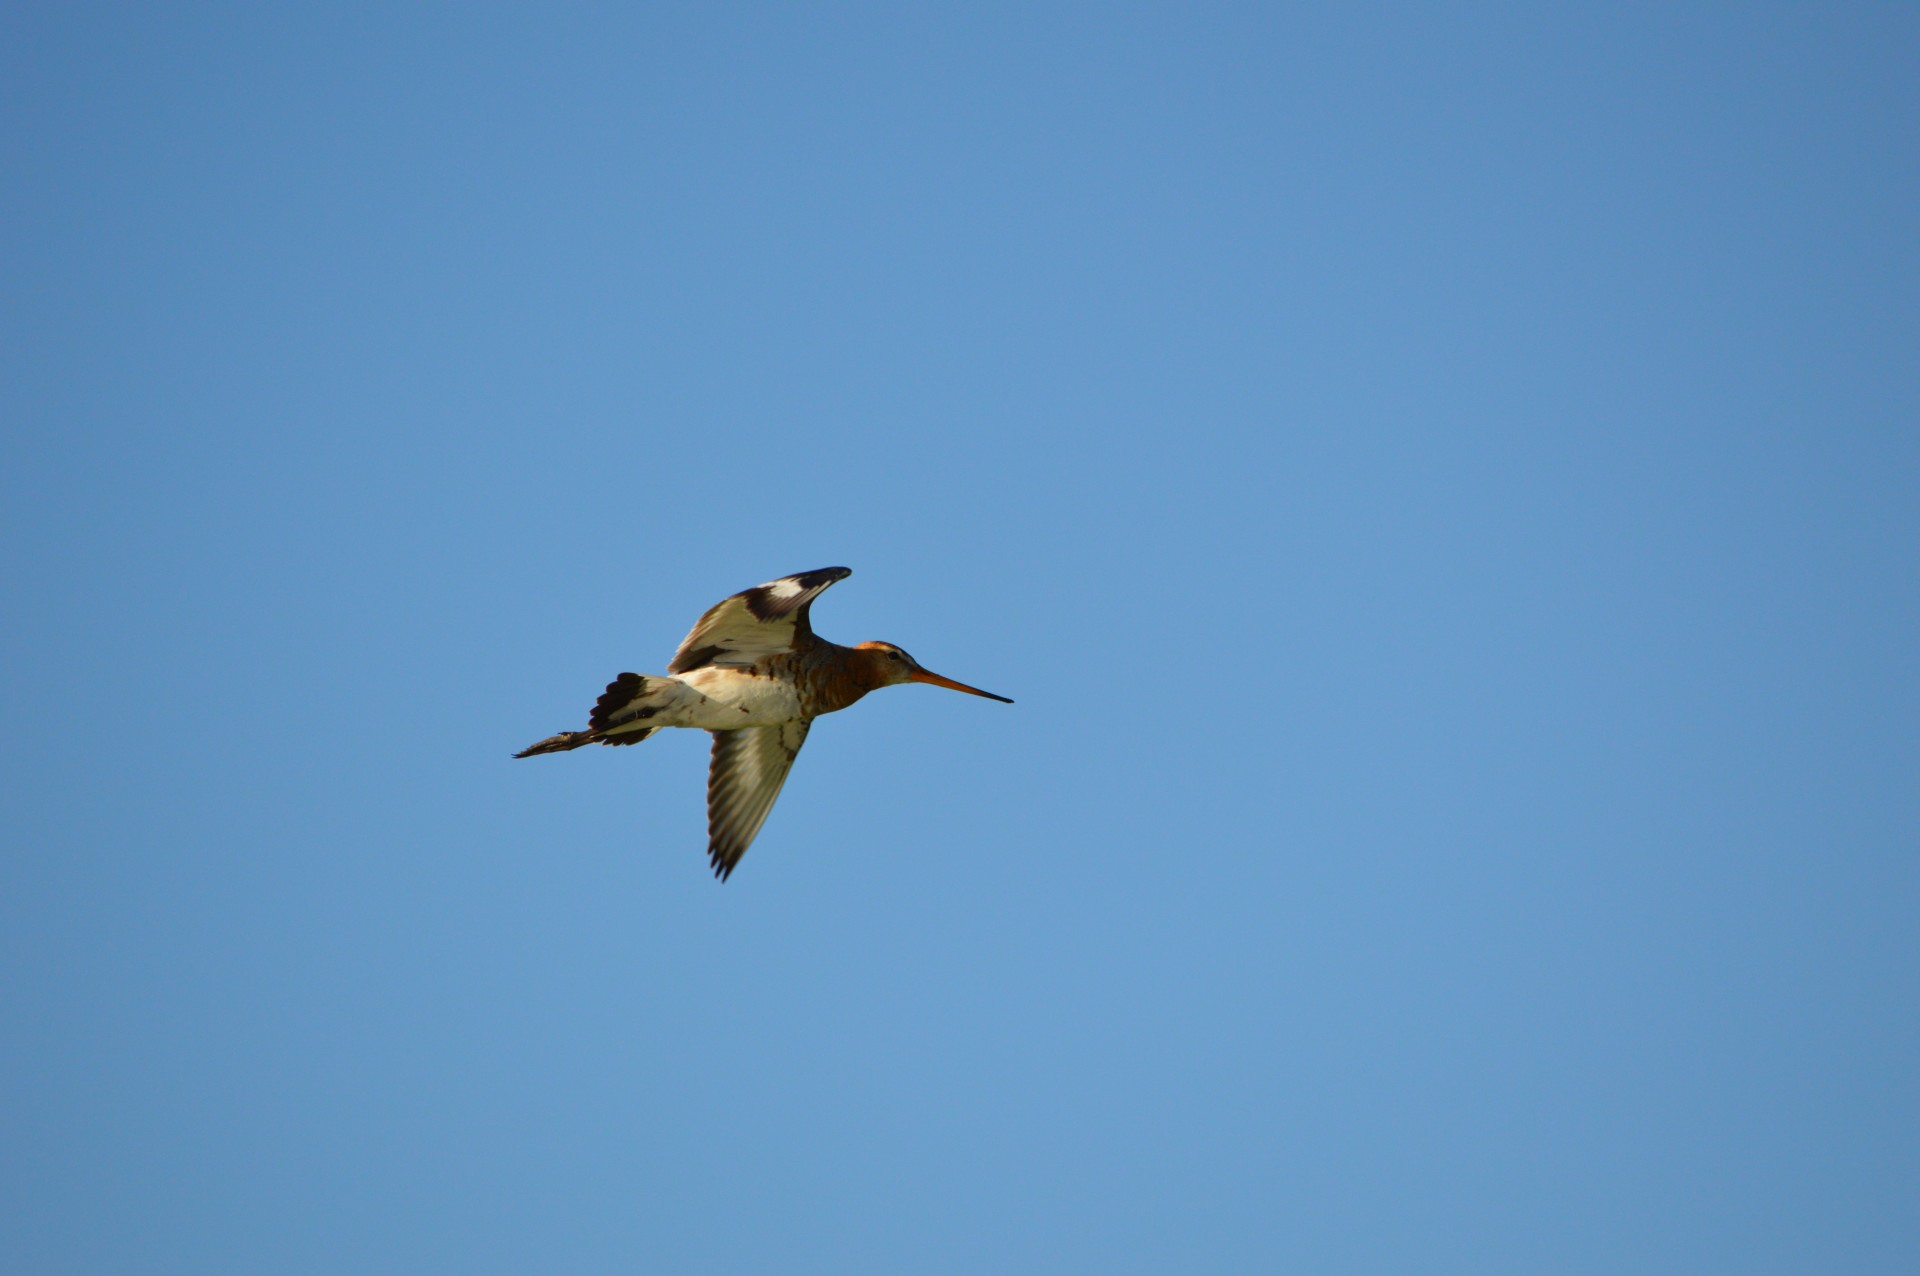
[852, 642, 1013, 703]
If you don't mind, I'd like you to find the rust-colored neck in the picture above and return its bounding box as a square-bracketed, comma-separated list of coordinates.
[776, 643, 891, 717]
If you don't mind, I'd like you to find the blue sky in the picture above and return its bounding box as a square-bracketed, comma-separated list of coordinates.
[4, 3, 1916, 1271]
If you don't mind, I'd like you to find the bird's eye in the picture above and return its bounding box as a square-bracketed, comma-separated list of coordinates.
[888, 651, 903, 662]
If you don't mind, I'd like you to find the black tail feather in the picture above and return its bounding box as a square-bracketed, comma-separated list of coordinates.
[517, 671, 666, 758]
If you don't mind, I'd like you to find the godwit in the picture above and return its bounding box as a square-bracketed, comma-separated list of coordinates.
[515, 567, 1012, 880]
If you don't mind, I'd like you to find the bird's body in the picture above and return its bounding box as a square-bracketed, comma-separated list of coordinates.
[515, 567, 1010, 880]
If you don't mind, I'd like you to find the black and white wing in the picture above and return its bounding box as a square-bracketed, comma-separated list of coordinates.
[706, 721, 811, 880]
[669, 567, 851, 674]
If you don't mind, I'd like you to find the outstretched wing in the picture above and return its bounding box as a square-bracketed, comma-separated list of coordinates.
[669, 567, 852, 674]
[706, 721, 811, 880]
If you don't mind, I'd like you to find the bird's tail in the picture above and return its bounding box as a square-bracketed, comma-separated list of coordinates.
[514, 671, 676, 758]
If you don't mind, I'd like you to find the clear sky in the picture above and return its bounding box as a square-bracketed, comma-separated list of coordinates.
[4, 4, 1916, 1272]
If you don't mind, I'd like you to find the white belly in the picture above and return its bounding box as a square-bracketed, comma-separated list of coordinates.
[667, 666, 805, 729]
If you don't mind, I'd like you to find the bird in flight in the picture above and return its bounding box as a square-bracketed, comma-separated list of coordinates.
[515, 567, 1012, 880]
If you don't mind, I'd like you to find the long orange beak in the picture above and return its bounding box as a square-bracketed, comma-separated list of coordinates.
[909, 668, 1013, 704]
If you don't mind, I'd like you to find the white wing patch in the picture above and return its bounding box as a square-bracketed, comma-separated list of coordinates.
[668, 567, 851, 674]
[706, 720, 812, 880]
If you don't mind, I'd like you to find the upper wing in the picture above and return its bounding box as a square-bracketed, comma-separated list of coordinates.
[706, 720, 811, 881]
[669, 567, 852, 674]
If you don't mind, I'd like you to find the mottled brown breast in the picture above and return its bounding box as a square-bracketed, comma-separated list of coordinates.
[770, 644, 882, 717]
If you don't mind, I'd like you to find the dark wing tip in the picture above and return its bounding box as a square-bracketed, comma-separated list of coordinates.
[741, 567, 853, 622]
